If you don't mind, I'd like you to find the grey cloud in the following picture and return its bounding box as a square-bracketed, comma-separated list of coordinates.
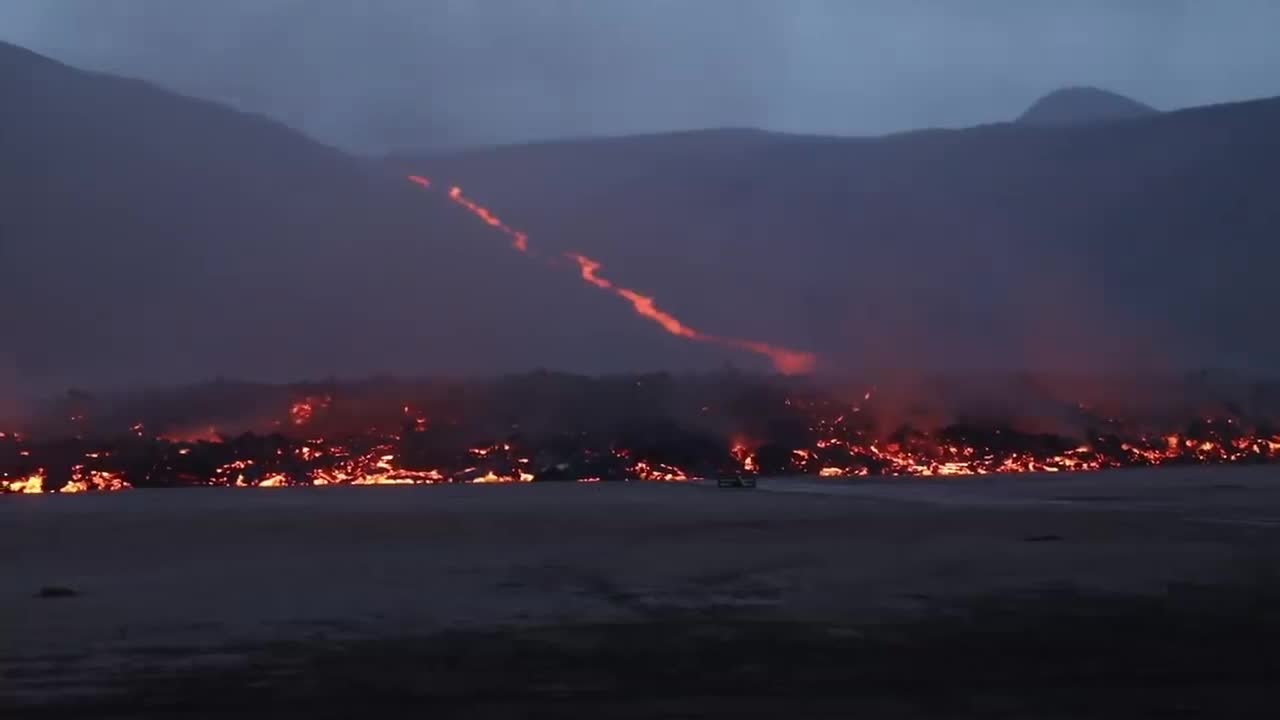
[2, 0, 1278, 151]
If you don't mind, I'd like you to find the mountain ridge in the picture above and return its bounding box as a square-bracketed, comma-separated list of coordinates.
[2, 40, 729, 389]
[390, 92, 1280, 372]
[1016, 85, 1158, 127]
[7, 37, 1280, 386]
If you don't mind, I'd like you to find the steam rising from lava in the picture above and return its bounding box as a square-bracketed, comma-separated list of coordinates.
[413, 175, 815, 374]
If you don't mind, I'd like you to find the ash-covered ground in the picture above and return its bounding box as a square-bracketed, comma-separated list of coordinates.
[4, 467, 1280, 717]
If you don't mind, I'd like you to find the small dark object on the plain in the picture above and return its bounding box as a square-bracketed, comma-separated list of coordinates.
[718, 477, 757, 489]
[1023, 534, 1064, 543]
[36, 586, 79, 599]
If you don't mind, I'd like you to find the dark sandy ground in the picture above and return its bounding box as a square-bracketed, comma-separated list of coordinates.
[5, 467, 1280, 717]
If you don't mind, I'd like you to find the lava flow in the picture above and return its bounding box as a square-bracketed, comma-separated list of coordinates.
[6, 376, 1280, 493]
[412, 176, 814, 374]
[567, 253, 816, 375]
[444, 185, 529, 252]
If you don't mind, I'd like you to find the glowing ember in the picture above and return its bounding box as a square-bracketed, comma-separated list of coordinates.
[258, 473, 288, 488]
[469, 442, 511, 457]
[64, 465, 131, 492]
[730, 442, 758, 474]
[408, 176, 814, 374]
[472, 470, 535, 484]
[289, 395, 332, 426]
[4, 469, 45, 494]
[629, 460, 689, 482]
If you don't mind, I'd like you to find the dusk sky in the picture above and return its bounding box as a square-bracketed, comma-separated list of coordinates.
[3, 0, 1278, 151]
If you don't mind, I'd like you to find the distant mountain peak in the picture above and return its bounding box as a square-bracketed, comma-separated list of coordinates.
[1016, 86, 1157, 128]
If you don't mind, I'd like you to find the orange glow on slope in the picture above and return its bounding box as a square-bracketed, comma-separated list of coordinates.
[409, 176, 816, 374]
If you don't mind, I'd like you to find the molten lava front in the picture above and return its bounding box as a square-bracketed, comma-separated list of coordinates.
[4, 380, 1280, 494]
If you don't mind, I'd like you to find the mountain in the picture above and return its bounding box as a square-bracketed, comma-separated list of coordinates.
[8, 37, 1279, 386]
[392, 94, 1280, 373]
[0, 41, 737, 390]
[1016, 86, 1158, 127]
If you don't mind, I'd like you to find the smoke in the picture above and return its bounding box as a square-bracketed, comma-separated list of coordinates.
[0, 353, 24, 423]
[2, 0, 1279, 152]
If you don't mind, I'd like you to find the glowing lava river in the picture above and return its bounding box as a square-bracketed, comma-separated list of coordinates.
[409, 175, 817, 375]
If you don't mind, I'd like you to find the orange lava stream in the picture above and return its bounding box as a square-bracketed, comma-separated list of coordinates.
[445, 186, 529, 252]
[410, 176, 814, 374]
[567, 253, 698, 338]
[567, 253, 816, 374]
